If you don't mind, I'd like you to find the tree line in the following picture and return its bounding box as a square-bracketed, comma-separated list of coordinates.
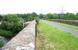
[0, 12, 78, 21]
[16, 12, 78, 20]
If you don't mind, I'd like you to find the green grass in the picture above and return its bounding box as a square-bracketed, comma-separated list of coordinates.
[59, 23, 78, 30]
[38, 20, 78, 50]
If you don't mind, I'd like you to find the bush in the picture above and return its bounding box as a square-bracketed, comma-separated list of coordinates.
[0, 36, 8, 47]
[0, 40, 4, 47]
[0, 14, 24, 33]
[0, 29, 14, 38]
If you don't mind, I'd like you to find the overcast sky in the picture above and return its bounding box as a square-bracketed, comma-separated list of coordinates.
[0, 0, 78, 14]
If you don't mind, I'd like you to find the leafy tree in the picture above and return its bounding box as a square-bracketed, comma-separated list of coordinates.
[52, 13, 59, 19]
[31, 12, 38, 20]
[75, 13, 78, 19]
[46, 13, 53, 19]
[0, 14, 24, 38]
[38, 14, 44, 19]
[64, 13, 76, 20]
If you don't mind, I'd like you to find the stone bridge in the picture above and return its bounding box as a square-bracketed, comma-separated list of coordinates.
[2, 20, 36, 50]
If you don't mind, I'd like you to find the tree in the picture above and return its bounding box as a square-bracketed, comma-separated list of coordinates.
[64, 13, 76, 20]
[46, 13, 53, 19]
[38, 14, 44, 19]
[75, 13, 78, 19]
[0, 14, 24, 37]
[31, 12, 38, 20]
[52, 13, 59, 19]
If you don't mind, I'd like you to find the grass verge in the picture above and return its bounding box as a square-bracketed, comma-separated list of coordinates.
[37, 20, 78, 50]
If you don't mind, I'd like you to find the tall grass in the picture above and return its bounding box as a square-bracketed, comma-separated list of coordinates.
[38, 20, 78, 50]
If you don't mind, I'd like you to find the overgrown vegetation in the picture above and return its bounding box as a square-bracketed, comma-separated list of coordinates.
[37, 20, 78, 50]
[0, 36, 8, 47]
[0, 40, 4, 47]
[0, 14, 24, 38]
[0, 12, 78, 48]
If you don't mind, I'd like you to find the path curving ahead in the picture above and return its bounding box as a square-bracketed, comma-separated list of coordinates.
[44, 20, 78, 36]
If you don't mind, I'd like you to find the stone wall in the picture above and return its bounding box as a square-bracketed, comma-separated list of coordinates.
[2, 20, 36, 50]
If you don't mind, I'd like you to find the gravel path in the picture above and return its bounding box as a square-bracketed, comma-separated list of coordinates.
[44, 20, 78, 36]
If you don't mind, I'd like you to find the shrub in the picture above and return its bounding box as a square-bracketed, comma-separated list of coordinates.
[0, 40, 4, 47]
[0, 29, 14, 38]
[0, 14, 24, 33]
[0, 36, 8, 47]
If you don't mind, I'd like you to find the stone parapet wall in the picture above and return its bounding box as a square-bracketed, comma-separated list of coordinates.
[2, 20, 36, 50]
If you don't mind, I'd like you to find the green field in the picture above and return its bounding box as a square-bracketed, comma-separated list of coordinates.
[37, 20, 78, 50]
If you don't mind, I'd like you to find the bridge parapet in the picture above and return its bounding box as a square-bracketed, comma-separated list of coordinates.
[2, 20, 36, 50]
